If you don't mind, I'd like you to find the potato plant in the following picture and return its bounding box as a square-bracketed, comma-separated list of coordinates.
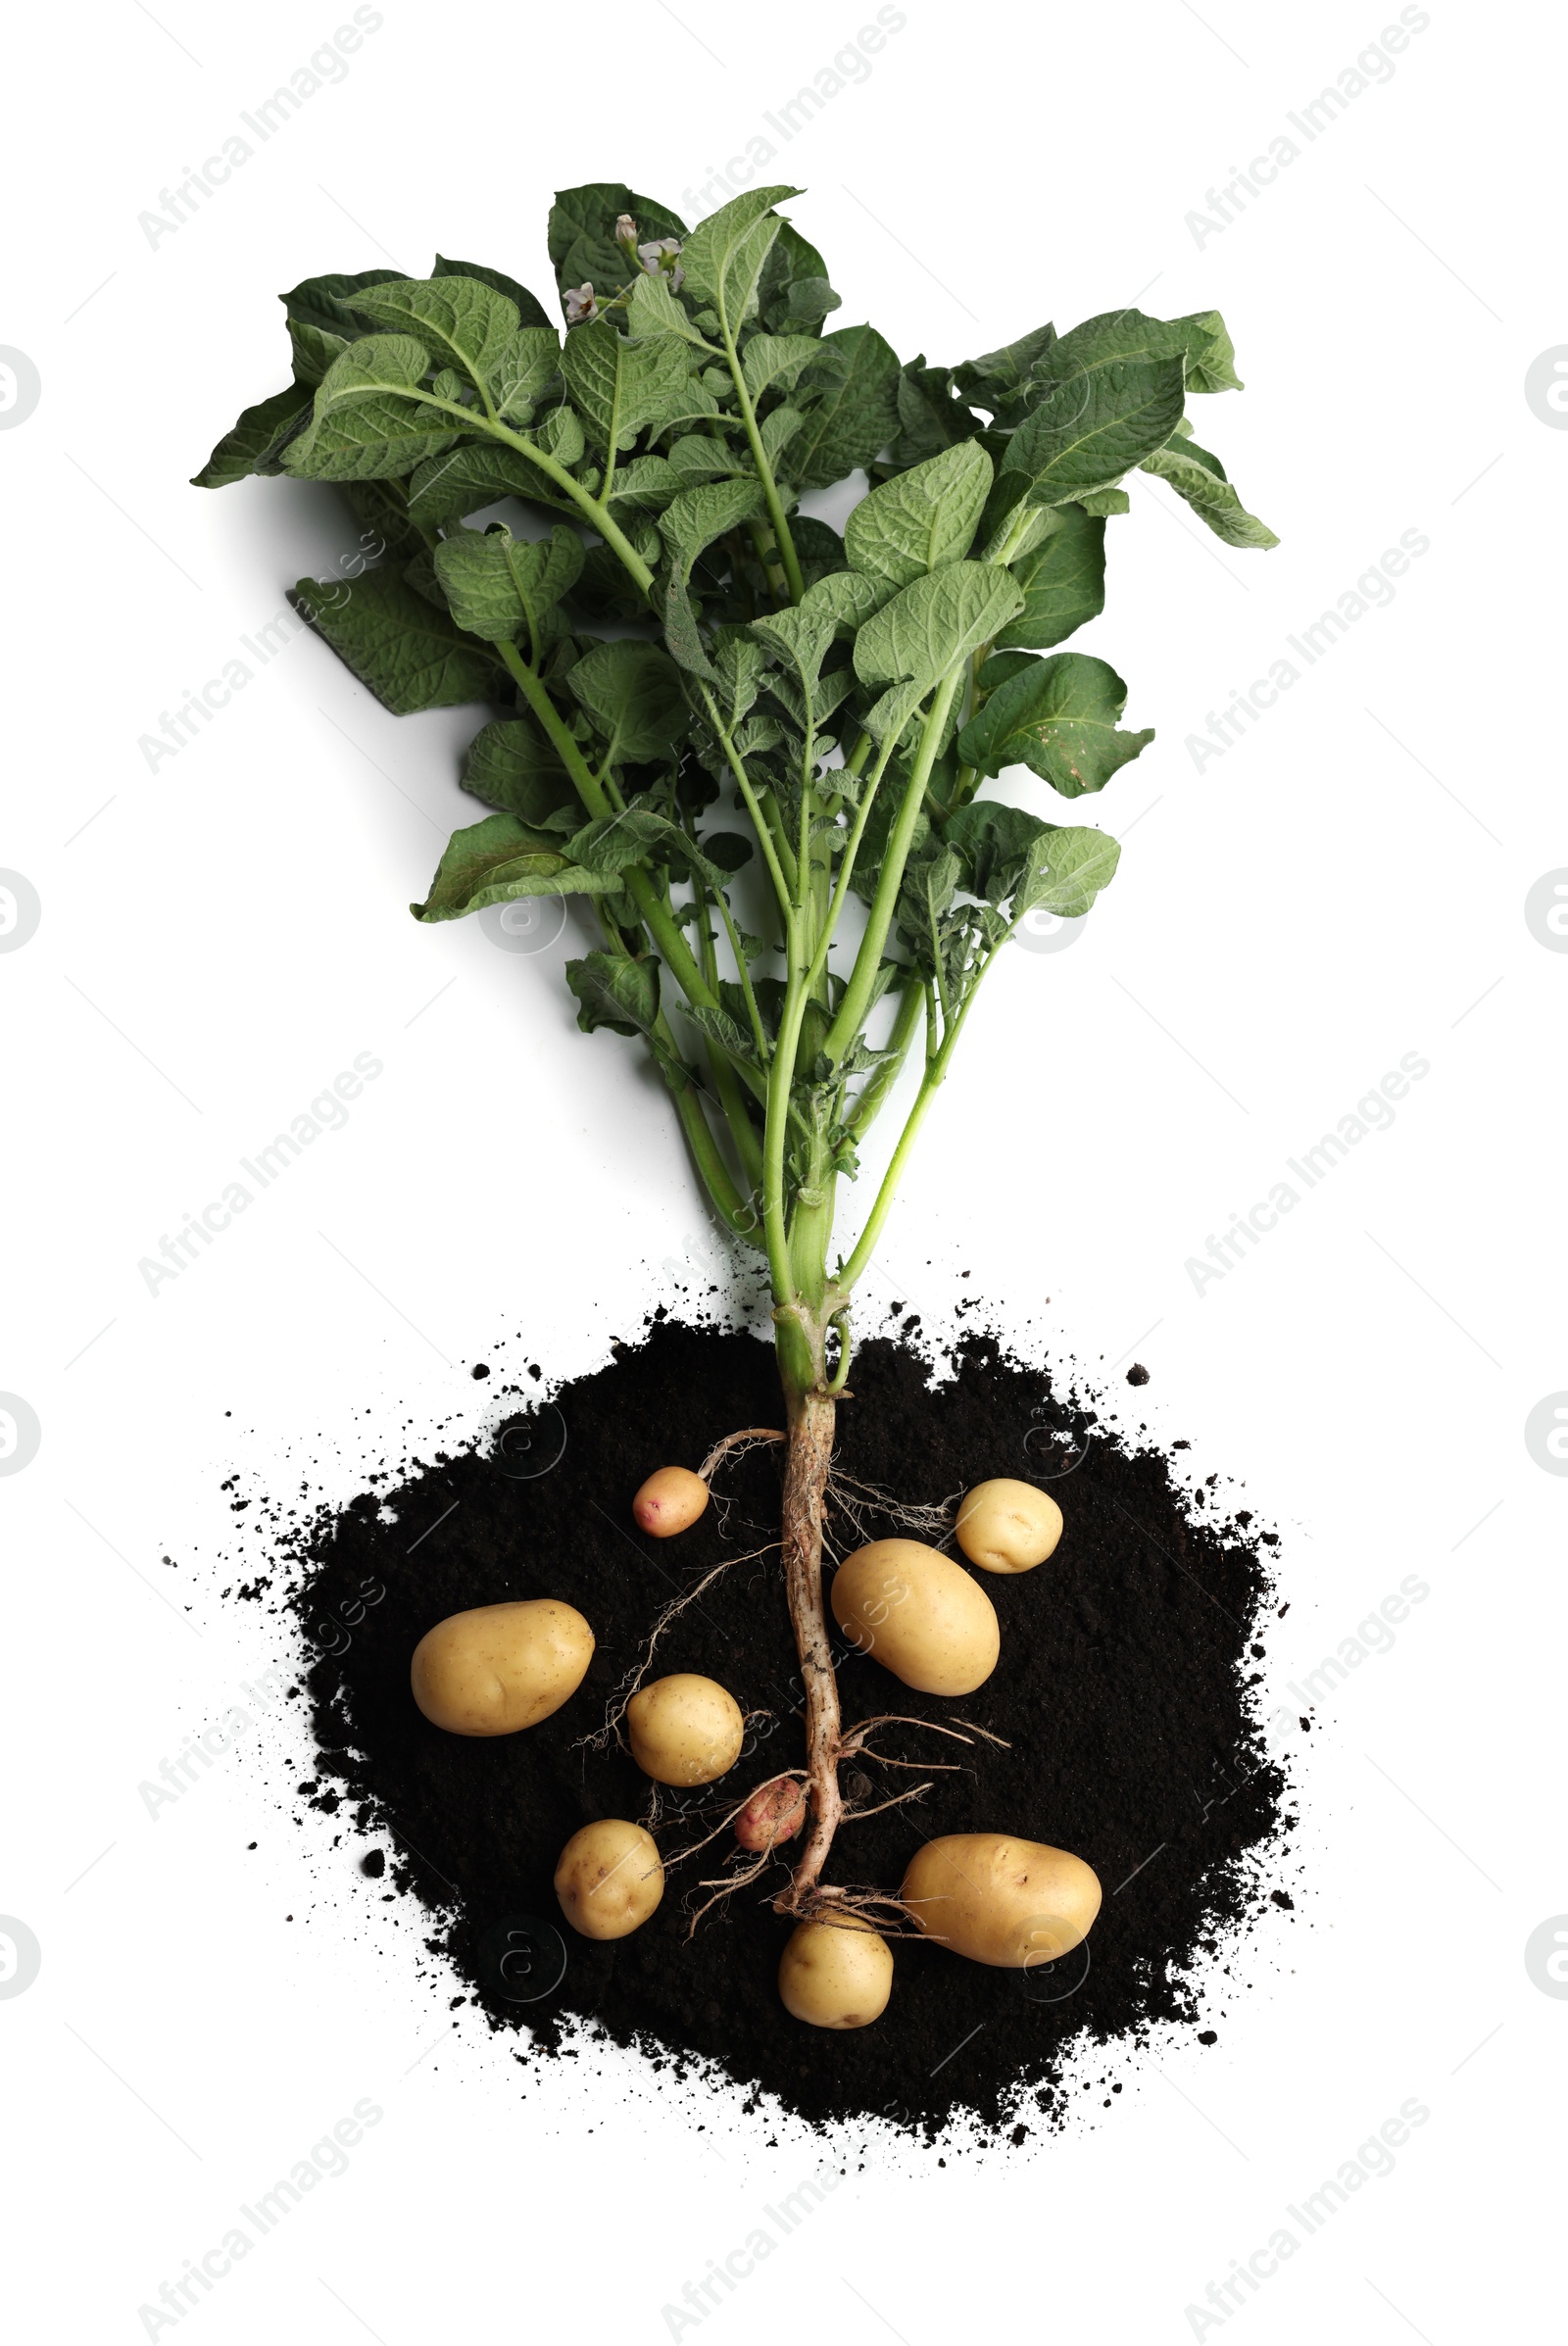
[197, 182, 1275, 1935]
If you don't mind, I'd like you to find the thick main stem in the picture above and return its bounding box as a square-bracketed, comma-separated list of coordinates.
[773, 1313, 841, 1912]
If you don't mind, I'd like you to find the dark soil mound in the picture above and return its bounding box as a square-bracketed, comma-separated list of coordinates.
[283, 1320, 1291, 2135]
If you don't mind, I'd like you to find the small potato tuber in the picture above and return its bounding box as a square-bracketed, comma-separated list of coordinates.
[735, 1777, 808, 1851]
[632, 1466, 709, 1538]
[627, 1672, 745, 1785]
[956, 1478, 1063, 1573]
[778, 1912, 893, 2028]
[554, 1819, 663, 1940]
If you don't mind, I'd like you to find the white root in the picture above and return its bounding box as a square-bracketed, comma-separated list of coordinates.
[839, 1780, 935, 1824]
[823, 1466, 963, 1551]
[698, 1427, 785, 1482]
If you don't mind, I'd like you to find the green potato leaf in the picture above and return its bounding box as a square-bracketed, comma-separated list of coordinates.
[844, 440, 993, 590]
[463, 717, 577, 826]
[958, 651, 1153, 797]
[350, 276, 522, 387]
[603, 454, 685, 513]
[282, 335, 464, 482]
[625, 270, 713, 349]
[191, 383, 312, 487]
[564, 805, 736, 894]
[565, 640, 687, 763]
[943, 801, 1055, 903]
[854, 562, 1025, 700]
[887, 357, 982, 467]
[751, 570, 883, 698]
[565, 950, 662, 1040]
[560, 319, 692, 450]
[742, 334, 823, 402]
[679, 186, 801, 331]
[291, 567, 507, 713]
[758, 219, 841, 336]
[1000, 358, 1187, 509]
[413, 811, 614, 921]
[660, 477, 769, 674]
[406, 443, 549, 528]
[1139, 438, 1278, 550]
[484, 327, 561, 426]
[787, 323, 902, 491]
[954, 320, 1058, 404]
[431, 523, 585, 643]
[1014, 823, 1122, 917]
[994, 505, 1106, 650]
[287, 318, 349, 387]
[1043, 307, 1242, 397]
[279, 269, 402, 339]
[432, 255, 554, 332]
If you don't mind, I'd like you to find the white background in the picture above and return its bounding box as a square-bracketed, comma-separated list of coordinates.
[3, 0, 1563, 2338]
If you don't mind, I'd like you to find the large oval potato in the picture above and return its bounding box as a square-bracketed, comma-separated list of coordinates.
[555, 1819, 663, 1940]
[778, 1912, 893, 2028]
[411, 1599, 593, 1736]
[830, 1539, 999, 1696]
[902, 1833, 1102, 1967]
[956, 1478, 1063, 1574]
[626, 1672, 745, 1785]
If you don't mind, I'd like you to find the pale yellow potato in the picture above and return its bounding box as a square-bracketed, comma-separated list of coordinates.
[956, 1478, 1063, 1574]
[633, 1466, 710, 1539]
[830, 1539, 999, 1696]
[902, 1833, 1102, 1967]
[626, 1672, 745, 1785]
[410, 1599, 594, 1737]
[554, 1819, 663, 1940]
[778, 1913, 893, 2028]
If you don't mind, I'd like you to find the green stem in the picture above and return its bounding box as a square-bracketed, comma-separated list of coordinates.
[760, 911, 807, 1299]
[820, 669, 963, 1066]
[413, 391, 656, 596]
[799, 732, 899, 1003]
[661, 1032, 761, 1246]
[501, 647, 705, 999]
[758, 788, 799, 898]
[690, 868, 763, 1193]
[746, 513, 790, 605]
[696, 682, 794, 917]
[711, 887, 771, 1066]
[846, 976, 922, 1140]
[837, 987, 941, 1294]
[839, 1064, 940, 1293]
[839, 930, 1007, 1289]
[717, 322, 805, 606]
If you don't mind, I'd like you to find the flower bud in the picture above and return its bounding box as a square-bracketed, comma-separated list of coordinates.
[613, 213, 639, 256]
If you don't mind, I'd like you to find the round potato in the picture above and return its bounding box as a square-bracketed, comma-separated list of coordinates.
[626, 1672, 745, 1785]
[956, 1478, 1063, 1574]
[632, 1466, 710, 1539]
[411, 1599, 593, 1737]
[830, 1539, 999, 1696]
[554, 1819, 663, 1940]
[902, 1833, 1102, 1967]
[778, 1912, 893, 2028]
